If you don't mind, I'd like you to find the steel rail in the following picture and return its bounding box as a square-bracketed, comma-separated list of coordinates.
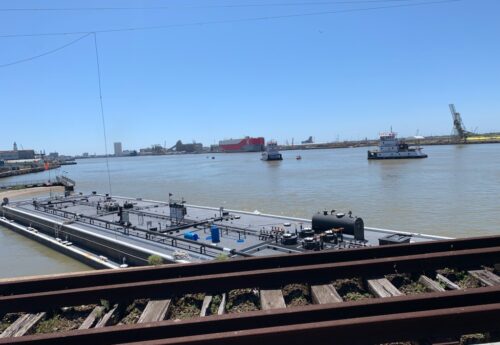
[118, 303, 500, 345]
[1, 246, 499, 313]
[3, 286, 499, 345]
[2, 234, 500, 297]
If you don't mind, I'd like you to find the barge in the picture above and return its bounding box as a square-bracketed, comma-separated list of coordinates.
[0, 192, 448, 267]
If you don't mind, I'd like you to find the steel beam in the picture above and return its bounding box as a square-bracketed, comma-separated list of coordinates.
[2, 234, 500, 296]
[1, 246, 499, 313]
[119, 303, 500, 345]
[3, 292, 499, 345]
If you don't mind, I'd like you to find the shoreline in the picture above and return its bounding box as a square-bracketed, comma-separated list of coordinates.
[0, 186, 64, 200]
[0, 164, 60, 179]
[72, 139, 500, 159]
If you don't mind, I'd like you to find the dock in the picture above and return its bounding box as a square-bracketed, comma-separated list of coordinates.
[0, 175, 75, 192]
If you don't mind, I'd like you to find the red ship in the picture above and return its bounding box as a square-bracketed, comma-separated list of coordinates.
[219, 137, 265, 152]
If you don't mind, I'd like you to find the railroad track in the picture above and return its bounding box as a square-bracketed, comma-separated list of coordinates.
[1, 235, 499, 344]
[3, 234, 500, 296]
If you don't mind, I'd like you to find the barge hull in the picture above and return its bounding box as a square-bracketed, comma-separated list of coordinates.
[368, 155, 428, 160]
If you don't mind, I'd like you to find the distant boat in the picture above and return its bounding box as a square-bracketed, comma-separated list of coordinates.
[368, 131, 427, 160]
[261, 141, 283, 161]
[296, 155, 302, 160]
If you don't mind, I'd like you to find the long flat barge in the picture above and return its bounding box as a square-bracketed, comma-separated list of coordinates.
[0, 192, 450, 266]
[0, 192, 448, 267]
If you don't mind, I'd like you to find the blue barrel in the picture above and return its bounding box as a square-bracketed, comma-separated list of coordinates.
[210, 225, 220, 243]
[184, 232, 199, 241]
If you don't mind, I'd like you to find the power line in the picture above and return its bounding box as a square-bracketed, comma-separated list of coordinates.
[0, 33, 91, 68]
[0, 0, 462, 38]
[0, 0, 434, 12]
[0, 32, 115, 206]
[0, 0, 464, 69]
[92, 32, 114, 199]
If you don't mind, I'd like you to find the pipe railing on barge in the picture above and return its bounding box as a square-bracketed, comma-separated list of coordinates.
[31, 203, 252, 258]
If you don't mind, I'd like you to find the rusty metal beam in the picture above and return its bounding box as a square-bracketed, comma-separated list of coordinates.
[1, 246, 499, 314]
[2, 234, 500, 297]
[2, 286, 499, 345]
[119, 303, 500, 345]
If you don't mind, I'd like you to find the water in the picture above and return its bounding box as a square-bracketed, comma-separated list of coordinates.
[0, 225, 91, 279]
[3, 143, 499, 238]
[1, 144, 499, 277]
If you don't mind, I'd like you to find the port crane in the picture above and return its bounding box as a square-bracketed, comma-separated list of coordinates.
[449, 104, 471, 141]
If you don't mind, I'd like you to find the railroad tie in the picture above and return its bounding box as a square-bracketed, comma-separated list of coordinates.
[419, 275, 446, 292]
[367, 278, 403, 298]
[260, 289, 286, 310]
[138, 299, 171, 323]
[310, 285, 343, 304]
[468, 270, 500, 287]
[217, 293, 227, 315]
[199, 295, 212, 317]
[78, 306, 105, 330]
[94, 305, 119, 328]
[0, 312, 45, 338]
[436, 274, 461, 290]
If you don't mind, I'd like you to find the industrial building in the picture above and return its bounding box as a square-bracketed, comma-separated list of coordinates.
[114, 142, 123, 156]
[174, 140, 203, 153]
[0, 142, 35, 160]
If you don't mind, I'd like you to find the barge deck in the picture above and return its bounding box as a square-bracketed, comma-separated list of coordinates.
[1, 192, 449, 266]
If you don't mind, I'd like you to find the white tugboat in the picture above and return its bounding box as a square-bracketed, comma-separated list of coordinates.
[368, 131, 427, 160]
[261, 141, 283, 161]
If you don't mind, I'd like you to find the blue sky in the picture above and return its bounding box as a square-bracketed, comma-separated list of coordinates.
[0, 0, 499, 155]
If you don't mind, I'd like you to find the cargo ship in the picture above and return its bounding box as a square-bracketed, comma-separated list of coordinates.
[219, 137, 265, 153]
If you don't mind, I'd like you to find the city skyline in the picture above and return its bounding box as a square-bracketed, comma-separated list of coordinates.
[1, 0, 499, 155]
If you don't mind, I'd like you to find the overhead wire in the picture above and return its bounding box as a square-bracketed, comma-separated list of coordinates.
[0, 0, 440, 12]
[92, 32, 114, 200]
[0, 33, 91, 68]
[0, 31, 114, 205]
[0, 0, 466, 204]
[0, 0, 463, 38]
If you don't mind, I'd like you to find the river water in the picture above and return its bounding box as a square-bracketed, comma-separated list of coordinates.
[0, 226, 91, 278]
[1, 143, 499, 277]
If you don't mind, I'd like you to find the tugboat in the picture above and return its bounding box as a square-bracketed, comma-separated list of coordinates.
[261, 141, 283, 161]
[368, 131, 427, 160]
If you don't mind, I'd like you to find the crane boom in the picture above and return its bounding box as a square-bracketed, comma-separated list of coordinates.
[449, 103, 468, 140]
[449, 104, 456, 116]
